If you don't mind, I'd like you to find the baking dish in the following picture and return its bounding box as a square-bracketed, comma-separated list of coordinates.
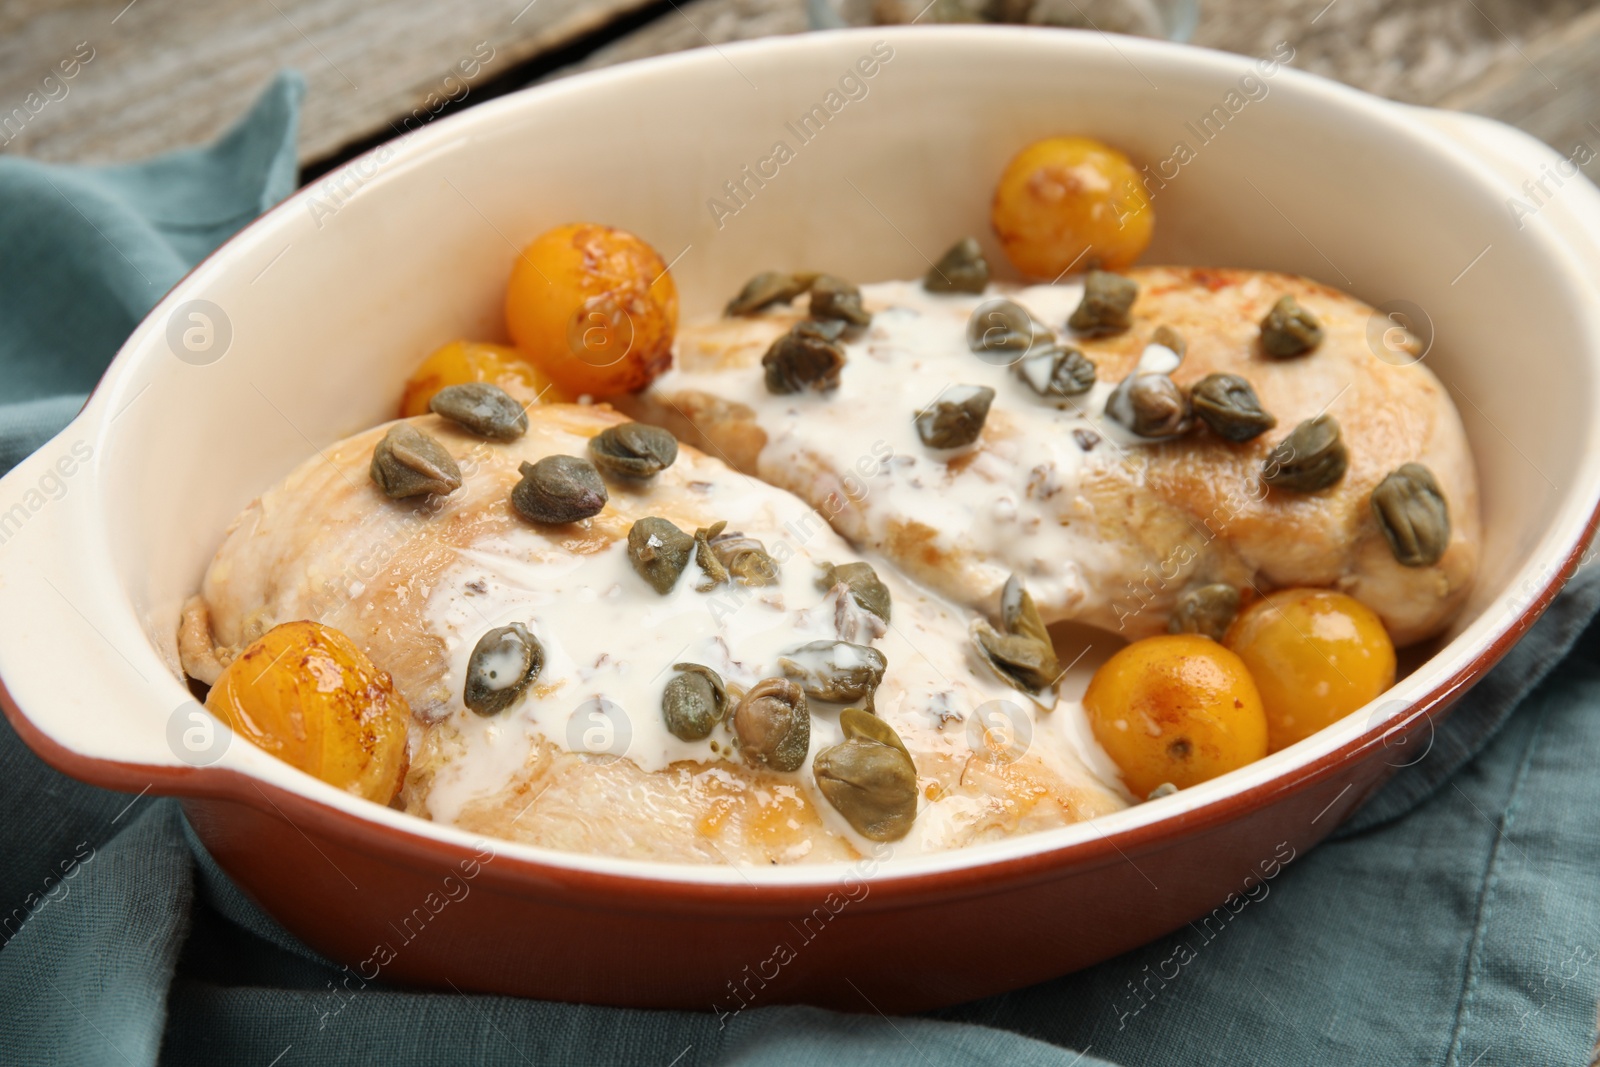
[3, 27, 1599, 1011]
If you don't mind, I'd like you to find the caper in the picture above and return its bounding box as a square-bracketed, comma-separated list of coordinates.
[710, 529, 781, 586]
[692, 521, 731, 591]
[1371, 462, 1451, 567]
[975, 627, 1058, 692]
[1260, 295, 1323, 358]
[915, 385, 995, 449]
[1015, 344, 1096, 398]
[813, 707, 918, 841]
[588, 422, 678, 479]
[999, 572, 1052, 647]
[429, 383, 528, 441]
[967, 298, 1047, 358]
[370, 424, 462, 499]
[1106, 373, 1191, 439]
[1263, 415, 1347, 492]
[510, 455, 607, 524]
[808, 274, 871, 327]
[464, 622, 543, 717]
[662, 663, 726, 740]
[1190, 373, 1277, 442]
[627, 516, 695, 594]
[733, 678, 810, 772]
[817, 561, 892, 622]
[1167, 583, 1240, 642]
[924, 238, 989, 294]
[1068, 270, 1138, 336]
[779, 640, 887, 707]
[1150, 324, 1187, 359]
[763, 320, 847, 394]
[973, 573, 1060, 695]
[725, 271, 816, 316]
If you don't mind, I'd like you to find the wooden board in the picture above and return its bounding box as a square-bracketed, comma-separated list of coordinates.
[0, 0, 661, 163]
[533, 0, 1597, 124]
[1437, 1, 1600, 158]
[1, 0, 1598, 168]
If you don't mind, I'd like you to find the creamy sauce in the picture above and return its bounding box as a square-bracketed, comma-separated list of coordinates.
[660, 280, 1165, 619]
[414, 430, 1126, 856]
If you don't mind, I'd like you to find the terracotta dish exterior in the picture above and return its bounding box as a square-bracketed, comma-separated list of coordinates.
[3, 28, 1599, 1012]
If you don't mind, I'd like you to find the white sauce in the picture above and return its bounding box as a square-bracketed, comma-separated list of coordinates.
[660, 280, 1158, 619]
[418, 280, 1145, 857]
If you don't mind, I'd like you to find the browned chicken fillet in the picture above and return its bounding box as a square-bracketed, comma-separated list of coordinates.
[621, 267, 1478, 647]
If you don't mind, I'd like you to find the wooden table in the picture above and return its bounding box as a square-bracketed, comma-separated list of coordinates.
[2, 0, 1598, 177]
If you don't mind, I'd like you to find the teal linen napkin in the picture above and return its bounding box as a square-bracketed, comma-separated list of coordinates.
[2, 74, 1598, 1066]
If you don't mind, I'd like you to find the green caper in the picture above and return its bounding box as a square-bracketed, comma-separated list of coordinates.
[463, 622, 543, 717]
[1190, 373, 1277, 442]
[429, 383, 528, 441]
[763, 320, 847, 394]
[1068, 270, 1138, 336]
[725, 271, 817, 316]
[510, 455, 607, 524]
[1150, 324, 1187, 359]
[662, 663, 726, 740]
[587, 422, 678, 479]
[627, 516, 695, 594]
[1015, 344, 1096, 398]
[779, 640, 887, 706]
[1167, 583, 1240, 642]
[808, 274, 871, 327]
[924, 238, 989, 294]
[733, 678, 810, 772]
[1263, 415, 1347, 492]
[999, 573, 1052, 646]
[710, 529, 780, 586]
[1260, 295, 1323, 357]
[813, 707, 918, 841]
[915, 385, 995, 449]
[973, 573, 1059, 694]
[1106, 373, 1191, 439]
[1371, 463, 1451, 567]
[975, 627, 1059, 692]
[967, 298, 1046, 358]
[817, 561, 892, 622]
[370, 424, 462, 499]
[692, 521, 731, 591]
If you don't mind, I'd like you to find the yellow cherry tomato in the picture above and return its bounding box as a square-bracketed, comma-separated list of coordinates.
[206, 621, 411, 804]
[1083, 634, 1267, 797]
[399, 340, 567, 418]
[1224, 589, 1397, 753]
[504, 222, 678, 397]
[991, 136, 1154, 278]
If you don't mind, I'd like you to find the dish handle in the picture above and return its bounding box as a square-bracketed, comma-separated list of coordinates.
[1409, 106, 1600, 294]
[0, 413, 213, 793]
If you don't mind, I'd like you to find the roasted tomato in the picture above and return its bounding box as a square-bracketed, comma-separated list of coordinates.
[399, 340, 566, 418]
[1225, 588, 1396, 752]
[206, 621, 411, 803]
[504, 222, 679, 397]
[992, 135, 1154, 278]
[1083, 634, 1268, 797]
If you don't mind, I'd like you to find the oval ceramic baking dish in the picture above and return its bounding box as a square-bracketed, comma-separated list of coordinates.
[3, 27, 1599, 1012]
